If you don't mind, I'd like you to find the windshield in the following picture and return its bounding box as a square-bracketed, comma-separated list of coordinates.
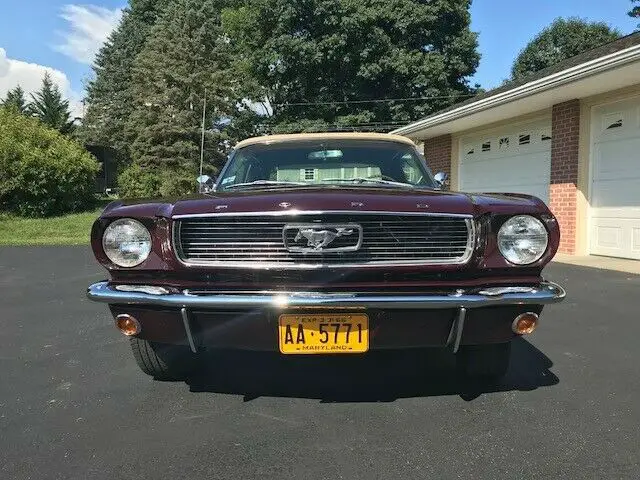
[216, 140, 436, 191]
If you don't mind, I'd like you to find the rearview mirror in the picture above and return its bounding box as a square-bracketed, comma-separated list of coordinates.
[433, 172, 449, 190]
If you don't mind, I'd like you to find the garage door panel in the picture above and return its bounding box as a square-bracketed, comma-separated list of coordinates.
[460, 155, 550, 202]
[593, 139, 640, 179]
[461, 176, 549, 202]
[462, 152, 550, 177]
[461, 167, 548, 188]
[591, 207, 640, 219]
[460, 121, 551, 205]
[592, 220, 623, 250]
[591, 218, 640, 260]
[634, 228, 640, 254]
[592, 141, 640, 208]
[462, 179, 550, 191]
[461, 162, 549, 193]
[592, 178, 640, 208]
[590, 98, 640, 259]
[462, 184, 549, 203]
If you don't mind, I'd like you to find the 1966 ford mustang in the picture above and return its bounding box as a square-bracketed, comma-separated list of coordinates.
[87, 133, 565, 381]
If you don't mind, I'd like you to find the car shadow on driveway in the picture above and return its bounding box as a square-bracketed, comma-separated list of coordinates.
[184, 338, 558, 402]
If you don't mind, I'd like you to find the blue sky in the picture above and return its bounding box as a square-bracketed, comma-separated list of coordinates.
[0, 0, 638, 114]
[0, 0, 123, 91]
[470, 0, 638, 87]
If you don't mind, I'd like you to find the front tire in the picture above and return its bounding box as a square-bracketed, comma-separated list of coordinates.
[456, 342, 511, 380]
[130, 338, 197, 380]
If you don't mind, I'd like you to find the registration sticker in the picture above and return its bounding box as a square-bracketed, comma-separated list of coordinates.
[221, 176, 236, 185]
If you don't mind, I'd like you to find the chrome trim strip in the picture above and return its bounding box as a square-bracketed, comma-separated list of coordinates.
[478, 286, 541, 296]
[172, 213, 476, 269]
[172, 210, 474, 219]
[87, 281, 565, 310]
[115, 284, 171, 295]
[180, 308, 197, 353]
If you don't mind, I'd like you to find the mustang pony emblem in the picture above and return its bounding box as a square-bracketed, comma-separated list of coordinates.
[294, 227, 355, 250]
[284, 224, 363, 252]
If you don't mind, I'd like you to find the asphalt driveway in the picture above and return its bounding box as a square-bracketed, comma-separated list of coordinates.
[1, 247, 639, 479]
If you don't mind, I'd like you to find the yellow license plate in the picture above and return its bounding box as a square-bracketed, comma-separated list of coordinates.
[278, 314, 369, 354]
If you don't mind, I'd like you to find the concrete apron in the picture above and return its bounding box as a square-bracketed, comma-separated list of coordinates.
[552, 253, 640, 275]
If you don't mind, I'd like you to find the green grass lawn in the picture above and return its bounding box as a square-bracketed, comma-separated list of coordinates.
[0, 209, 102, 245]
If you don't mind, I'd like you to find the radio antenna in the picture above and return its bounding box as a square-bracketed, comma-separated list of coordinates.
[198, 88, 207, 192]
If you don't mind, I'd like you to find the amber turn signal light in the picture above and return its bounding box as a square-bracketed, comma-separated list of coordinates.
[512, 312, 538, 335]
[115, 314, 141, 336]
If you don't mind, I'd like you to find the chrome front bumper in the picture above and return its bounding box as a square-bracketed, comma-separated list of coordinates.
[86, 281, 565, 310]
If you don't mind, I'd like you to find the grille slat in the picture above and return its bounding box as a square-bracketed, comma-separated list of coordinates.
[183, 242, 468, 250]
[180, 230, 469, 235]
[183, 242, 284, 246]
[175, 213, 473, 267]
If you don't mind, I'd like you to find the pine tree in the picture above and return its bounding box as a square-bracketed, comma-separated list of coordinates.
[78, 0, 173, 156]
[1, 85, 28, 114]
[121, 0, 244, 197]
[28, 73, 76, 134]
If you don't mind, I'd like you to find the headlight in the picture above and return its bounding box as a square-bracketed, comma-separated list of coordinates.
[497, 215, 548, 265]
[102, 218, 152, 267]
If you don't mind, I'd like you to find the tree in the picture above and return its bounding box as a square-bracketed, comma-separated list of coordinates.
[81, 0, 481, 197]
[511, 18, 621, 81]
[121, 0, 246, 197]
[0, 108, 99, 217]
[221, 0, 480, 133]
[78, 0, 173, 158]
[28, 73, 76, 134]
[629, 1, 640, 27]
[1, 85, 28, 114]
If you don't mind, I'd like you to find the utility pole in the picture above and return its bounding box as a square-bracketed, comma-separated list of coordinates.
[198, 88, 207, 193]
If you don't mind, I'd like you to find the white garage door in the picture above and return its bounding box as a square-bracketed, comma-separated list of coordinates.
[459, 119, 552, 204]
[590, 98, 640, 260]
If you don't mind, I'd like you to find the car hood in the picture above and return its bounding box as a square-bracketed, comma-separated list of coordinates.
[101, 186, 549, 218]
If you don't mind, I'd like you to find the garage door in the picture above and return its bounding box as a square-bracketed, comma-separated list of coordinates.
[459, 119, 552, 204]
[590, 98, 640, 260]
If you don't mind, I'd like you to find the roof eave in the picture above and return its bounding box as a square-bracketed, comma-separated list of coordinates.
[392, 43, 640, 137]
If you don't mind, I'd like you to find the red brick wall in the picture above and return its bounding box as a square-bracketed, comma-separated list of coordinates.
[549, 99, 580, 254]
[424, 134, 452, 176]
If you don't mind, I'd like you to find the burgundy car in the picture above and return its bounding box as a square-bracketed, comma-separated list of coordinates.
[87, 133, 565, 381]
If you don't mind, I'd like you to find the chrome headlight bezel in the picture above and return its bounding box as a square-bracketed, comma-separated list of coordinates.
[102, 218, 152, 268]
[497, 215, 549, 266]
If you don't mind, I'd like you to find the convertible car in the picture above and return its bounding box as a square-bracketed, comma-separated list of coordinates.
[87, 133, 565, 380]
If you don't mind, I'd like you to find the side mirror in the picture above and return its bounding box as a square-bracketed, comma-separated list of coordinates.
[196, 175, 216, 193]
[433, 172, 449, 190]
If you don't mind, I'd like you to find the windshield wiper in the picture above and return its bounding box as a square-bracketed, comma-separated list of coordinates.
[224, 178, 417, 190]
[224, 180, 307, 190]
[320, 178, 415, 188]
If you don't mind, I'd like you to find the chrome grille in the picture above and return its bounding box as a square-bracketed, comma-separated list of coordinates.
[175, 212, 474, 267]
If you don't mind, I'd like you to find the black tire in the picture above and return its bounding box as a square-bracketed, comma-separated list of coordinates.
[456, 342, 511, 380]
[130, 338, 197, 381]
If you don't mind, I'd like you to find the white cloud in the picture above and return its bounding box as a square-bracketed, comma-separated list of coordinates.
[54, 4, 123, 65]
[0, 48, 83, 117]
